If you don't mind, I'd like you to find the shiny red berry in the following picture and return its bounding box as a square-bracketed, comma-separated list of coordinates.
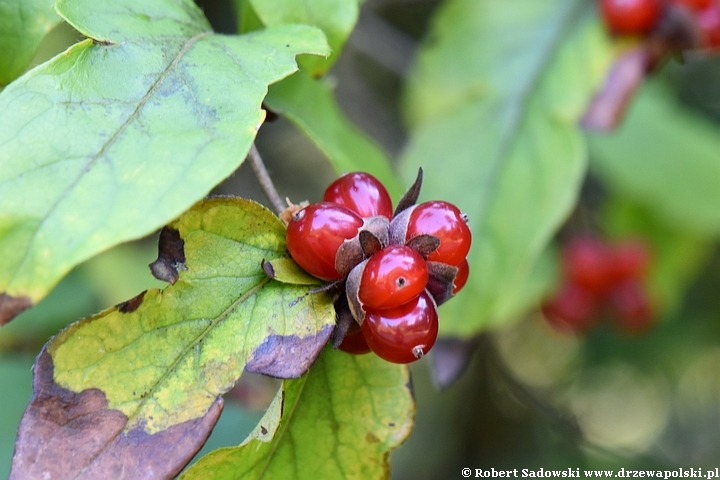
[323, 172, 394, 219]
[698, 3, 720, 49]
[608, 279, 654, 333]
[361, 291, 439, 364]
[406, 201, 471, 267]
[358, 245, 429, 310]
[286, 202, 363, 280]
[562, 236, 614, 295]
[452, 258, 469, 295]
[338, 322, 371, 355]
[600, 0, 663, 35]
[541, 282, 599, 334]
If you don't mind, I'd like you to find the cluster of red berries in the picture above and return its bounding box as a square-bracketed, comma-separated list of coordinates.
[285, 170, 471, 364]
[600, 0, 720, 50]
[541, 236, 654, 335]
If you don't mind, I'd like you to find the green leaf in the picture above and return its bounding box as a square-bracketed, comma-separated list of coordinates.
[235, 0, 264, 34]
[11, 197, 335, 479]
[0, 0, 60, 86]
[181, 347, 414, 480]
[600, 196, 713, 317]
[400, 0, 612, 336]
[0, 0, 330, 323]
[589, 80, 720, 235]
[248, 0, 359, 76]
[265, 71, 404, 199]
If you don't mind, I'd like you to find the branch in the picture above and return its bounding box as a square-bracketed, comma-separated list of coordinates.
[247, 144, 285, 216]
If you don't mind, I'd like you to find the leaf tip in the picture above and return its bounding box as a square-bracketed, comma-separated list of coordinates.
[0, 293, 33, 326]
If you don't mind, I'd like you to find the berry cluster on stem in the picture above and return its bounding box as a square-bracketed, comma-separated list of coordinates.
[542, 236, 655, 335]
[600, 0, 720, 50]
[285, 170, 472, 364]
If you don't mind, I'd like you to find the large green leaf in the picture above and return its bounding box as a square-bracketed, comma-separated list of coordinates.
[0, 0, 60, 86]
[265, 71, 404, 198]
[589, 80, 720, 235]
[181, 347, 414, 480]
[247, 0, 359, 76]
[10, 197, 335, 479]
[400, 0, 612, 336]
[0, 0, 329, 324]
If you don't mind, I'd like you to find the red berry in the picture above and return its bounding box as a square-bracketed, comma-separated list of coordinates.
[338, 322, 371, 355]
[562, 237, 614, 295]
[541, 282, 599, 334]
[608, 239, 650, 282]
[323, 172, 394, 219]
[361, 291, 439, 364]
[698, 3, 720, 49]
[608, 280, 654, 333]
[452, 258, 469, 295]
[406, 201, 471, 267]
[672, 0, 712, 11]
[286, 202, 364, 280]
[358, 245, 429, 310]
[600, 0, 663, 35]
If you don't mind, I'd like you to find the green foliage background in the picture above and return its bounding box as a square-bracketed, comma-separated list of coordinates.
[2, 0, 720, 476]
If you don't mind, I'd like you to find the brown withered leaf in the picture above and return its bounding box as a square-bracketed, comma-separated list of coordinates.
[11, 350, 223, 479]
[0, 293, 32, 326]
[10, 197, 335, 479]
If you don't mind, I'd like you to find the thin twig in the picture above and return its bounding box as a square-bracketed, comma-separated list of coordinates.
[247, 143, 285, 215]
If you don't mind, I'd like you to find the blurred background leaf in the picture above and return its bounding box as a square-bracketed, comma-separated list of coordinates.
[0, 0, 60, 86]
[265, 71, 404, 199]
[589, 79, 720, 235]
[244, 0, 360, 76]
[400, 0, 613, 335]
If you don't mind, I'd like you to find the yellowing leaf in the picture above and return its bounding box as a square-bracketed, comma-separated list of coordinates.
[11, 197, 335, 479]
